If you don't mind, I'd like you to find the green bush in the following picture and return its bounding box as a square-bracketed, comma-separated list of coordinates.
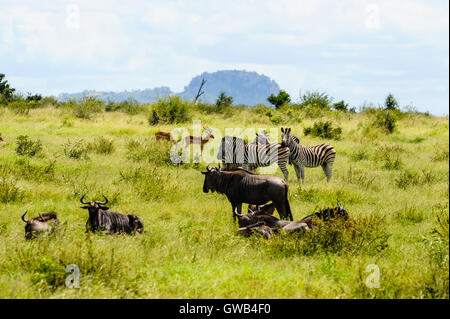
[304, 121, 342, 140]
[149, 96, 190, 125]
[0, 175, 24, 203]
[71, 97, 105, 119]
[105, 98, 145, 115]
[300, 91, 332, 109]
[374, 110, 397, 133]
[15, 135, 42, 157]
[87, 136, 115, 155]
[63, 139, 89, 160]
[264, 214, 389, 257]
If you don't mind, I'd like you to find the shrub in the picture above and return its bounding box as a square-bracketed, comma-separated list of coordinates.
[0, 175, 24, 203]
[267, 90, 290, 109]
[63, 139, 89, 160]
[7, 100, 32, 115]
[26, 93, 42, 103]
[264, 214, 389, 257]
[300, 91, 332, 109]
[422, 208, 449, 298]
[105, 98, 144, 115]
[332, 100, 355, 112]
[431, 149, 449, 162]
[71, 97, 105, 119]
[87, 136, 115, 155]
[15, 135, 42, 157]
[374, 110, 396, 133]
[304, 121, 342, 140]
[149, 96, 190, 124]
[126, 137, 172, 165]
[395, 170, 420, 189]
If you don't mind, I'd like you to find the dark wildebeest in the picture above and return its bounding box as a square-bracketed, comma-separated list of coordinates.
[234, 207, 309, 236]
[80, 193, 144, 234]
[247, 203, 276, 216]
[237, 223, 274, 239]
[298, 202, 349, 229]
[21, 211, 59, 239]
[234, 207, 290, 229]
[202, 166, 293, 221]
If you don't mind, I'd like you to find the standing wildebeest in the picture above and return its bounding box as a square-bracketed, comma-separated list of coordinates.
[80, 193, 144, 234]
[21, 211, 59, 239]
[201, 166, 293, 221]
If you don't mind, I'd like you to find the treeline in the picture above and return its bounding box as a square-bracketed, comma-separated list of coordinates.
[1, 73, 431, 137]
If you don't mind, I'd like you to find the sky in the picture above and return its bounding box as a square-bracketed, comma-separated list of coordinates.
[0, 0, 448, 115]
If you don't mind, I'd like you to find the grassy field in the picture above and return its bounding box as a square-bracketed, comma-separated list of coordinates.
[0, 102, 448, 299]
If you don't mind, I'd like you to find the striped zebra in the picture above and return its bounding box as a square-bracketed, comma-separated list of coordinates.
[281, 127, 336, 183]
[216, 134, 290, 181]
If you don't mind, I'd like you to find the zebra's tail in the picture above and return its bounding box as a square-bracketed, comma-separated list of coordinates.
[284, 184, 293, 221]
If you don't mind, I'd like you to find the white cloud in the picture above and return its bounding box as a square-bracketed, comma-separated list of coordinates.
[0, 0, 448, 114]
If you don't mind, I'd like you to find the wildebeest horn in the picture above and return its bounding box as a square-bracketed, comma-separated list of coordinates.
[80, 192, 89, 204]
[97, 194, 109, 205]
[337, 201, 343, 210]
[21, 211, 28, 223]
[233, 207, 243, 218]
[248, 208, 256, 215]
[206, 164, 211, 171]
[39, 213, 45, 221]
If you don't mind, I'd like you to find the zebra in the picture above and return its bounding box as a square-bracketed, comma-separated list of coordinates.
[281, 127, 336, 183]
[216, 134, 290, 181]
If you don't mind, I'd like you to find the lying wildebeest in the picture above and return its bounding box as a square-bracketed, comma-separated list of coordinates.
[247, 203, 276, 215]
[21, 210, 59, 239]
[234, 207, 290, 229]
[237, 223, 274, 239]
[80, 193, 144, 234]
[298, 202, 349, 229]
[202, 166, 293, 221]
[234, 207, 309, 235]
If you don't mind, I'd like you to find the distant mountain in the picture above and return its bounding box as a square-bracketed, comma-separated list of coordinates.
[177, 70, 280, 105]
[58, 87, 173, 103]
[58, 70, 280, 106]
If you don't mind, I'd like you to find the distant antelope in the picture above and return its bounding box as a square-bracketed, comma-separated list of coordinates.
[155, 130, 177, 143]
[184, 128, 214, 150]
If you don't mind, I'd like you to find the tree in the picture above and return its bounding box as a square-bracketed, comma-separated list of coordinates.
[267, 90, 290, 109]
[193, 78, 206, 104]
[215, 92, 233, 111]
[384, 93, 399, 110]
[0, 73, 15, 103]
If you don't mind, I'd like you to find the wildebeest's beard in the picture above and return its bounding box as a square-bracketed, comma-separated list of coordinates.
[202, 173, 216, 193]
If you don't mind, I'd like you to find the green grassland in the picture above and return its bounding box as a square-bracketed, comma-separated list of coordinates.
[0, 102, 448, 298]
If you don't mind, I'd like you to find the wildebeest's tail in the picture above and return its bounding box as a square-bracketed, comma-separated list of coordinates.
[284, 184, 293, 221]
